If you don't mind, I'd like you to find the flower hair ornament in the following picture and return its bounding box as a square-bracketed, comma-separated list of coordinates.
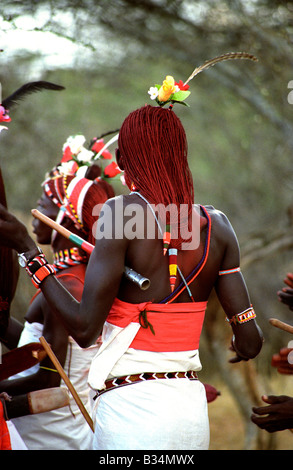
[54, 129, 122, 181]
[147, 51, 258, 292]
[148, 51, 258, 108]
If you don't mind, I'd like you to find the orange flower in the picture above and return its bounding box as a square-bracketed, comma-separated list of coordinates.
[158, 76, 177, 102]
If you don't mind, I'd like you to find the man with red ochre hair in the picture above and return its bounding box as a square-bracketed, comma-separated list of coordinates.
[0, 105, 263, 450]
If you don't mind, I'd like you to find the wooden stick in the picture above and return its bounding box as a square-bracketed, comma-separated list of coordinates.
[269, 318, 293, 335]
[39, 336, 94, 432]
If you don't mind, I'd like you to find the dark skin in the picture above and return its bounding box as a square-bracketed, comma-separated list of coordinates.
[277, 272, 293, 311]
[251, 395, 293, 433]
[251, 273, 293, 433]
[0, 193, 87, 395]
[0, 164, 263, 364]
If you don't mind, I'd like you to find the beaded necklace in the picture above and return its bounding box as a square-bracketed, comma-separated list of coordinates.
[53, 247, 87, 272]
[130, 191, 195, 300]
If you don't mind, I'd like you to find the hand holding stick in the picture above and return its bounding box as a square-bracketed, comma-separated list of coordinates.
[31, 209, 150, 290]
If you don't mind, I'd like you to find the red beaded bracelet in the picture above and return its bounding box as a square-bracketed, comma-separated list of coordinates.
[30, 264, 56, 288]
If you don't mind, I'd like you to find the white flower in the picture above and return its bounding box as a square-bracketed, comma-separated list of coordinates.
[76, 147, 94, 162]
[63, 135, 86, 155]
[174, 85, 180, 93]
[57, 161, 77, 176]
[148, 87, 159, 100]
[0, 125, 7, 133]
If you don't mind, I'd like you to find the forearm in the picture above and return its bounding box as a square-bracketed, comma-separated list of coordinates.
[0, 368, 61, 396]
[39, 274, 93, 347]
[0, 317, 24, 349]
[16, 236, 95, 346]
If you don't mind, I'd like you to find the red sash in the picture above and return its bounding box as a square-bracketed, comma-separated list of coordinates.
[107, 298, 207, 352]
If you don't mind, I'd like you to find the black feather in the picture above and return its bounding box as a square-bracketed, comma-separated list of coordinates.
[2, 81, 65, 109]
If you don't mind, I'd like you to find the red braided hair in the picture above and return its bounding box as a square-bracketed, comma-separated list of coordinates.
[118, 105, 194, 249]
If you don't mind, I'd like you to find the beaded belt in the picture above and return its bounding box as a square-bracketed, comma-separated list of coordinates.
[93, 370, 198, 400]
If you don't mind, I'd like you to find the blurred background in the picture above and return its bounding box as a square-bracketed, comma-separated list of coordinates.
[1, 0, 293, 450]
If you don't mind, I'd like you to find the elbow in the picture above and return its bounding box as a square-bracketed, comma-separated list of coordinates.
[76, 337, 92, 349]
[74, 329, 101, 349]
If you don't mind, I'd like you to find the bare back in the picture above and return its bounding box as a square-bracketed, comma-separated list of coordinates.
[88, 194, 244, 307]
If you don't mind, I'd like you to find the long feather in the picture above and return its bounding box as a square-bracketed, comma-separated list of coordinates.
[2, 81, 65, 109]
[184, 52, 258, 86]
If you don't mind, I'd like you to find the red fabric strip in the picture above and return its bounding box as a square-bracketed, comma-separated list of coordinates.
[107, 298, 207, 352]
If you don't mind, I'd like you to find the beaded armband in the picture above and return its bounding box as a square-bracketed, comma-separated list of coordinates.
[226, 306, 256, 325]
[25, 253, 56, 288]
[219, 267, 241, 276]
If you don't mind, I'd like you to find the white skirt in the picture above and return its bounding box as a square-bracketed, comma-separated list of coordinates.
[92, 376, 209, 450]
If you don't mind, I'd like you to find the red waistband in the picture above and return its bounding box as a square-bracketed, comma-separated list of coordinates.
[107, 298, 207, 352]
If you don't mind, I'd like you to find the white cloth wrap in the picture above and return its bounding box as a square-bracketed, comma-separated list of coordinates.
[88, 321, 209, 450]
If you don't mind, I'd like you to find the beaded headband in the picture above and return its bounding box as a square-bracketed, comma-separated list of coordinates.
[63, 175, 94, 229]
[148, 52, 258, 108]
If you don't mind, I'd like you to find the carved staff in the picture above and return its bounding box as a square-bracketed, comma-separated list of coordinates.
[31, 208, 151, 290]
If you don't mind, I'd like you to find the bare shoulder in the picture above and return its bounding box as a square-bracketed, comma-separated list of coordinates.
[202, 205, 238, 243]
[103, 193, 141, 207]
